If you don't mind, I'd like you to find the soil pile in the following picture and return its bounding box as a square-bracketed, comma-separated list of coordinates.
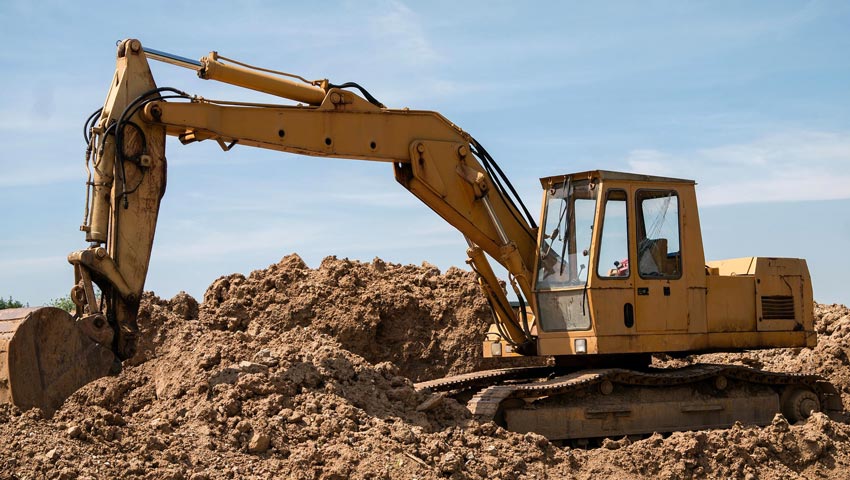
[1, 255, 850, 479]
[198, 254, 541, 381]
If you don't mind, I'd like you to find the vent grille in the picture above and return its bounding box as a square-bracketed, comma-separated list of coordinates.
[761, 296, 795, 320]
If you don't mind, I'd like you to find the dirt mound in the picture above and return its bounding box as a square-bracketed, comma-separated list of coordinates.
[198, 254, 541, 381]
[1, 255, 850, 479]
[576, 412, 850, 479]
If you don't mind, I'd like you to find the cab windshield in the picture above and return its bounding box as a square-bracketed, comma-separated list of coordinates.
[537, 178, 598, 289]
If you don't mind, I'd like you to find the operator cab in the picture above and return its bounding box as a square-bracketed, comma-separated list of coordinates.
[532, 170, 701, 356]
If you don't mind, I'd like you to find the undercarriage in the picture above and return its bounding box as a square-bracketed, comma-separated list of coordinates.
[415, 364, 842, 441]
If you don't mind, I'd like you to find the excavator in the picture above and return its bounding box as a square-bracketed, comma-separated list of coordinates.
[0, 39, 840, 440]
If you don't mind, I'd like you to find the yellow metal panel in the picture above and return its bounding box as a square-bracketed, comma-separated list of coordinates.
[633, 280, 689, 332]
[591, 287, 634, 336]
[678, 186, 707, 290]
[706, 276, 756, 333]
[704, 331, 813, 349]
[687, 287, 707, 334]
[592, 330, 810, 354]
[753, 257, 811, 332]
[707, 257, 756, 276]
[537, 334, 598, 356]
[600, 330, 690, 353]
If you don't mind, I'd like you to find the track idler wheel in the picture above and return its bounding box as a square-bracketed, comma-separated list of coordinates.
[781, 387, 821, 423]
[0, 307, 116, 416]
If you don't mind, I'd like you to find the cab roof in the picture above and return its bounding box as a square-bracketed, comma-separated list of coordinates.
[538, 170, 695, 188]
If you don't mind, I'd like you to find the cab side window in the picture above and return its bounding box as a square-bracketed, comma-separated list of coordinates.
[636, 190, 682, 278]
[597, 190, 629, 278]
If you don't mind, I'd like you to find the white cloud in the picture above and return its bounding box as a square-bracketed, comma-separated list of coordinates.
[625, 130, 850, 206]
[698, 173, 850, 206]
[623, 149, 676, 176]
[369, 1, 440, 67]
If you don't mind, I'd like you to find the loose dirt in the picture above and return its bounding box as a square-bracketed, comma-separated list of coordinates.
[1, 255, 849, 479]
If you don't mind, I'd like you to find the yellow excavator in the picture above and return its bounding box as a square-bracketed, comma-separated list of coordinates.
[0, 39, 840, 440]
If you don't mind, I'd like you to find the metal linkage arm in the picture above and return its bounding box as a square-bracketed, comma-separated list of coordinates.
[78, 39, 539, 360]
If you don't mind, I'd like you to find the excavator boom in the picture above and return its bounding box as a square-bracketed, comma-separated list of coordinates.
[0, 39, 538, 413]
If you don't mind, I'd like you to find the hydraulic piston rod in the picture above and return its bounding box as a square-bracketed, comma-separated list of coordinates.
[142, 46, 328, 105]
[143, 47, 203, 71]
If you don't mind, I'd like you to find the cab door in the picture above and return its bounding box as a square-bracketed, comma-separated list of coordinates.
[592, 188, 636, 337]
[632, 188, 689, 332]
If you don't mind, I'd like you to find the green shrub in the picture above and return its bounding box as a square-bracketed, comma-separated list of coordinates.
[48, 295, 76, 313]
[0, 296, 25, 309]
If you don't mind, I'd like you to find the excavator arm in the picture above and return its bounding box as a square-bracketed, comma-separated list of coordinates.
[78, 39, 540, 365]
[0, 39, 545, 414]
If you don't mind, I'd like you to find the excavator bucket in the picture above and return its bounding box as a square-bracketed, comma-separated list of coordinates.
[0, 307, 116, 416]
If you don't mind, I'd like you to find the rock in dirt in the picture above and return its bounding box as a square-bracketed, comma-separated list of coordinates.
[44, 447, 59, 463]
[248, 432, 270, 453]
[415, 393, 444, 412]
[66, 425, 81, 439]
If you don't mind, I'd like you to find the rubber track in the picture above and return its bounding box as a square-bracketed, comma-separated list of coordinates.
[414, 365, 556, 394]
[416, 364, 840, 420]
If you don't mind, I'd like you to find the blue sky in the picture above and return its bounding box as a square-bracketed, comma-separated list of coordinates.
[1, 0, 848, 306]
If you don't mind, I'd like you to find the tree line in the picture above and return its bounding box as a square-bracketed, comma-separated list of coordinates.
[0, 295, 74, 312]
